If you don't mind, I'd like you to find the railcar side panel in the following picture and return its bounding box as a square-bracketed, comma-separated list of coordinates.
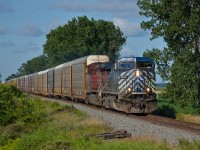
[21, 77, 25, 91]
[28, 75, 34, 93]
[34, 74, 38, 94]
[54, 68, 62, 96]
[42, 72, 48, 96]
[27, 75, 31, 92]
[37, 74, 43, 94]
[25, 76, 28, 92]
[62, 66, 71, 97]
[47, 69, 54, 96]
[72, 63, 86, 99]
[30, 74, 35, 93]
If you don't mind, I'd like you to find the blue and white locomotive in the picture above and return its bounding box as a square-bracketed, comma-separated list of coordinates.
[87, 56, 157, 113]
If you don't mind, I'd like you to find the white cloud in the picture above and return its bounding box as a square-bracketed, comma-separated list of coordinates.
[113, 18, 146, 37]
[20, 24, 43, 37]
[51, 0, 137, 13]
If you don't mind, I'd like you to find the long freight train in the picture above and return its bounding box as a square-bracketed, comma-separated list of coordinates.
[6, 55, 157, 113]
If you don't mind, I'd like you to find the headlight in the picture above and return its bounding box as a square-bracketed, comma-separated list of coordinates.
[136, 69, 140, 77]
[127, 87, 132, 93]
[146, 88, 150, 92]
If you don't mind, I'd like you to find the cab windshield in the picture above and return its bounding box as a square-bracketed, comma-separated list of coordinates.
[137, 61, 153, 68]
[119, 62, 135, 70]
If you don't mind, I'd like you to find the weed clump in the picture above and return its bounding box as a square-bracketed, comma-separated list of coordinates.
[178, 139, 200, 150]
[41, 141, 72, 150]
[0, 122, 27, 146]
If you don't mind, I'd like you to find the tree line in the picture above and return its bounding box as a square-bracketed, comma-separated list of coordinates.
[6, 16, 126, 81]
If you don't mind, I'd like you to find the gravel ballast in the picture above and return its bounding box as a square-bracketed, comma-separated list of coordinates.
[49, 98, 200, 144]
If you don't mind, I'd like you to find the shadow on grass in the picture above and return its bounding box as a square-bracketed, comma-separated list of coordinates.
[153, 105, 176, 119]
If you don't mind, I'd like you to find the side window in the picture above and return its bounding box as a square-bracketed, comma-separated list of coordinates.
[119, 63, 126, 68]
[137, 62, 153, 68]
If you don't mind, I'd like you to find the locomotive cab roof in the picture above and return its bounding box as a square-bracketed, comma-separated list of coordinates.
[135, 57, 154, 63]
[118, 56, 154, 63]
[117, 56, 154, 62]
[116, 56, 155, 69]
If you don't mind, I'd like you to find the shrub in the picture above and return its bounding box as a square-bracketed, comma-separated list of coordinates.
[0, 132, 9, 146]
[156, 105, 176, 118]
[4, 122, 27, 139]
[0, 84, 49, 126]
[0, 85, 21, 125]
[0, 122, 27, 146]
[19, 99, 49, 126]
[50, 101, 70, 112]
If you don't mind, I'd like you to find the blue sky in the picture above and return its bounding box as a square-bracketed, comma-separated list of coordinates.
[0, 0, 165, 82]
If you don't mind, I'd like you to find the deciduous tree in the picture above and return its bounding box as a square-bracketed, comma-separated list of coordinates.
[138, 0, 200, 112]
[43, 16, 126, 67]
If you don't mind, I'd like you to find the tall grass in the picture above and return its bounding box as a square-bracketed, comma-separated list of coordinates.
[12, 126, 68, 150]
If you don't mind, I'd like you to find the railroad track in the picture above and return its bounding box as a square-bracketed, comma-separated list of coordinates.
[34, 95, 200, 135]
[131, 114, 200, 135]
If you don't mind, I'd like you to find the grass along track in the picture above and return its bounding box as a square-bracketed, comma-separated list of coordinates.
[32, 94, 200, 136]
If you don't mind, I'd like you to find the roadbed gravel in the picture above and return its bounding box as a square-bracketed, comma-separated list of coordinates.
[46, 98, 200, 144]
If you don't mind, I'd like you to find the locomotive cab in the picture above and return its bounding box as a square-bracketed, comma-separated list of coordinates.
[111, 57, 156, 96]
[113, 56, 157, 113]
[133, 57, 156, 96]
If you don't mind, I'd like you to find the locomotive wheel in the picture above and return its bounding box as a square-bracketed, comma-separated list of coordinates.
[72, 97, 77, 102]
